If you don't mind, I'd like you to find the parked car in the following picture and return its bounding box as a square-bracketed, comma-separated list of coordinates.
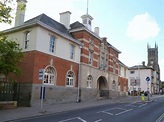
[144, 91, 149, 96]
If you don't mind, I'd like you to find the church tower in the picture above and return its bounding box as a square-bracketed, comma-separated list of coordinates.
[147, 43, 159, 72]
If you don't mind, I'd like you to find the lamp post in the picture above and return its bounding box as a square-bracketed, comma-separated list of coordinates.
[138, 63, 140, 95]
[77, 44, 83, 103]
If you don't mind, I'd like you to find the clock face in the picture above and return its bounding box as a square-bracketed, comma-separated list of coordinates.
[150, 61, 154, 64]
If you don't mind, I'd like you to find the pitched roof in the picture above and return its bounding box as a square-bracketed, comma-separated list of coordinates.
[119, 60, 128, 68]
[70, 21, 85, 29]
[4, 13, 81, 45]
[129, 65, 153, 70]
[24, 13, 73, 38]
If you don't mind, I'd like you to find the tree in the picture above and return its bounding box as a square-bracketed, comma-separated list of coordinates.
[0, 0, 13, 24]
[0, 0, 24, 77]
[0, 36, 23, 76]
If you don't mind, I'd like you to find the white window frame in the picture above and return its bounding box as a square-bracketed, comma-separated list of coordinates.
[87, 75, 92, 88]
[43, 67, 55, 85]
[70, 44, 75, 59]
[25, 31, 30, 49]
[66, 71, 74, 87]
[88, 50, 93, 65]
[89, 38, 93, 44]
[49, 35, 55, 53]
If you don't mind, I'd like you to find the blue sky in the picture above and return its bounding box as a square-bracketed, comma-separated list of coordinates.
[1, 0, 164, 81]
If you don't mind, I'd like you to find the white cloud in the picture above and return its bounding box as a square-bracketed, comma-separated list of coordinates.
[127, 12, 160, 41]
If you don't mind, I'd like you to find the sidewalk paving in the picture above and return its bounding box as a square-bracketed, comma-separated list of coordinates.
[0, 95, 163, 122]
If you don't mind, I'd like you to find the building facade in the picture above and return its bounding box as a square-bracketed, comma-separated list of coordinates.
[2, 0, 127, 106]
[118, 60, 128, 96]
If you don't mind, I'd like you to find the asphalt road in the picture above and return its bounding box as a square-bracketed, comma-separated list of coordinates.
[8, 97, 164, 122]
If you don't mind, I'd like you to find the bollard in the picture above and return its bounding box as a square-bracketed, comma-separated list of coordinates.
[141, 94, 145, 101]
[148, 93, 150, 101]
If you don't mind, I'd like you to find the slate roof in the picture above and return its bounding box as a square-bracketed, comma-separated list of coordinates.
[24, 13, 74, 38]
[129, 65, 153, 70]
[119, 60, 128, 68]
[70, 21, 85, 29]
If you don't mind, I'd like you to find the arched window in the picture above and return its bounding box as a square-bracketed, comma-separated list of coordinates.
[87, 75, 92, 88]
[66, 71, 74, 87]
[44, 66, 56, 85]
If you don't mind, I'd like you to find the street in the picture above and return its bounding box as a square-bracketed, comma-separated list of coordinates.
[7, 97, 164, 122]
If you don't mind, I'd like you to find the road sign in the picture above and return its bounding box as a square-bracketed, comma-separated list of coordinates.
[146, 77, 150, 82]
[39, 69, 44, 80]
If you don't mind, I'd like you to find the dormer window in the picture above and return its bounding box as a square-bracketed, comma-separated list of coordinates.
[25, 31, 30, 49]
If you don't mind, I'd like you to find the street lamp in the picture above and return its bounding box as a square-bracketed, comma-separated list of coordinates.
[77, 44, 83, 103]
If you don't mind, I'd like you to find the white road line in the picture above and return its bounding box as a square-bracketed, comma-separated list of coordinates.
[77, 117, 87, 122]
[97, 107, 128, 113]
[94, 119, 102, 122]
[138, 103, 147, 107]
[115, 107, 127, 111]
[156, 113, 164, 122]
[59, 117, 87, 122]
[97, 108, 118, 113]
[125, 104, 137, 107]
[115, 109, 133, 116]
[102, 111, 113, 115]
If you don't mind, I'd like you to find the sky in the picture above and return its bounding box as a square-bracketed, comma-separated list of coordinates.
[0, 0, 164, 81]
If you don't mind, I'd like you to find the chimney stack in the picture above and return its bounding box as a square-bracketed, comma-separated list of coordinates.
[94, 27, 99, 36]
[59, 11, 71, 29]
[15, 0, 27, 27]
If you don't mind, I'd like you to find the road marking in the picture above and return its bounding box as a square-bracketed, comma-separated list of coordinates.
[97, 107, 132, 116]
[115, 109, 133, 115]
[94, 119, 102, 122]
[58, 117, 87, 122]
[125, 104, 137, 107]
[138, 103, 147, 107]
[102, 111, 113, 115]
[156, 113, 164, 122]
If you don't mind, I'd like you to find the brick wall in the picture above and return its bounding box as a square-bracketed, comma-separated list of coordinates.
[16, 51, 79, 87]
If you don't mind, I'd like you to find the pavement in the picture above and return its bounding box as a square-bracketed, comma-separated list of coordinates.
[0, 95, 163, 122]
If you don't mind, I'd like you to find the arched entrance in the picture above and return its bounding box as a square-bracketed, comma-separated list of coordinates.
[97, 76, 109, 98]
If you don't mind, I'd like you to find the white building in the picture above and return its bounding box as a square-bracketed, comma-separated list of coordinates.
[128, 62, 158, 95]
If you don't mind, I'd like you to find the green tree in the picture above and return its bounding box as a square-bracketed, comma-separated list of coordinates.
[0, 36, 23, 76]
[0, 0, 24, 77]
[0, 0, 13, 24]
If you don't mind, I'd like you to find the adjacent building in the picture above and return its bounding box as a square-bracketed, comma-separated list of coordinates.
[128, 43, 161, 95]
[118, 60, 128, 96]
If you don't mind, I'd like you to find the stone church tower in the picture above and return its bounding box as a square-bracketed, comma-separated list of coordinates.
[147, 43, 160, 73]
[147, 43, 160, 92]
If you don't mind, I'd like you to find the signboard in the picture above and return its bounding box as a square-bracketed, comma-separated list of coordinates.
[39, 69, 44, 80]
[146, 77, 150, 82]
